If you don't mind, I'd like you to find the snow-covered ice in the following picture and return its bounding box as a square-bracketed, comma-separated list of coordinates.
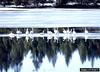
[0, 8, 100, 28]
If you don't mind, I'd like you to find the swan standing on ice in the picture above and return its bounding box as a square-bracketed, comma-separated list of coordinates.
[40, 30, 45, 35]
[53, 28, 59, 42]
[47, 28, 52, 34]
[63, 28, 67, 41]
[26, 28, 29, 34]
[25, 28, 29, 41]
[30, 28, 34, 34]
[73, 28, 76, 34]
[66, 27, 72, 34]
[16, 29, 22, 34]
[72, 28, 76, 43]
[84, 28, 88, 42]
[9, 31, 15, 38]
[39, 30, 45, 39]
[16, 29, 22, 39]
[84, 28, 88, 33]
[30, 28, 34, 40]
[65, 28, 72, 34]
[67, 28, 70, 33]
[54, 28, 59, 34]
[47, 28, 53, 41]
[63, 28, 67, 34]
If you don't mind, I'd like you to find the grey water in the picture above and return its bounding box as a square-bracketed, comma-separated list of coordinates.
[0, 9, 100, 72]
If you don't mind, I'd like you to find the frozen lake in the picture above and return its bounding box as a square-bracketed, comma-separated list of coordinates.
[0, 8, 100, 28]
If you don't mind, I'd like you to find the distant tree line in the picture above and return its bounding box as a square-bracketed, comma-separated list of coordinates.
[56, 0, 100, 7]
[0, 0, 54, 7]
[0, 0, 100, 8]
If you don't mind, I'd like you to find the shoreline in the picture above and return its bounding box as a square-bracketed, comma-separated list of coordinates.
[0, 5, 100, 10]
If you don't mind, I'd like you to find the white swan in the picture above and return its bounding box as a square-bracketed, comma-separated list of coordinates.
[66, 28, 72, 34]
[26, 28, 29, 34]
[9, 32, 15, 38]
[63, 29, 67, 34]
[47, 29, 52, 34]
[29, 28, 34, 40]
[85, 28, 88, 33]
[16, 29, 22, 34]
[73, 28, 76, 34]
[67, 28, 70, 33]
[54, 28, 59, 34]
[25, 29, 29, 41]
[30, 28, 34, 34]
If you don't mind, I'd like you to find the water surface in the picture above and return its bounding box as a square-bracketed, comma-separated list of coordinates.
[0, 28, 100, 72]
